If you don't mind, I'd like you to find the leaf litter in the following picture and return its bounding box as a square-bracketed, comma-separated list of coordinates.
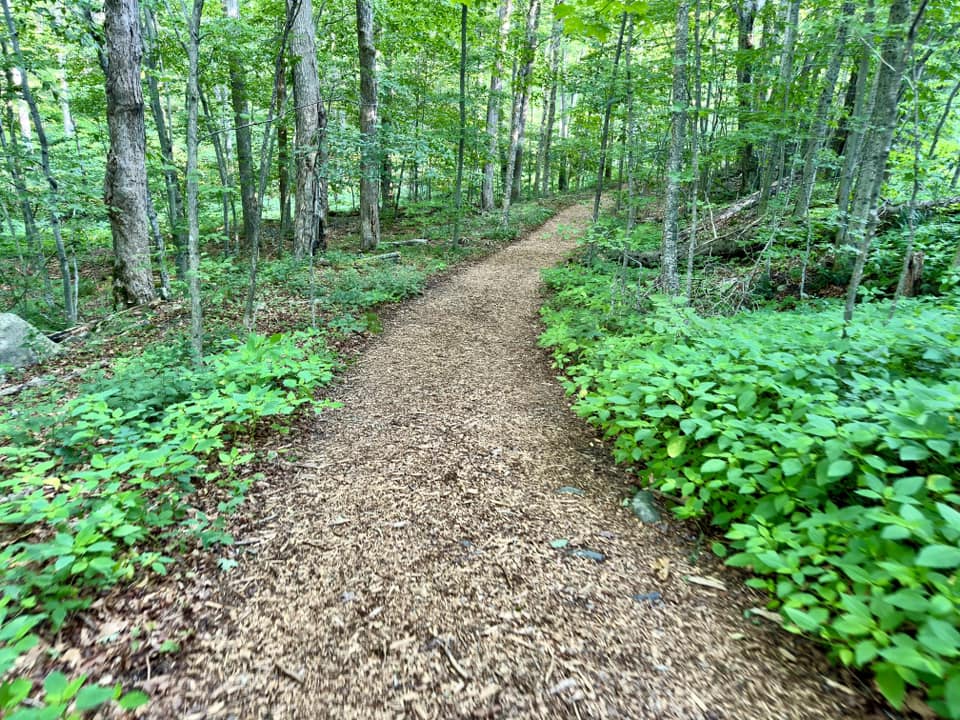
[130, 203, 873, 718]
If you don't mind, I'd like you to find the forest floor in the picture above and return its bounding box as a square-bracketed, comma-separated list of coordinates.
[149, 201, 875, 719]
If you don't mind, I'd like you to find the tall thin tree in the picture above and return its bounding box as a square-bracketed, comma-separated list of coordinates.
[356, 0, 380, 251]
[660, 0, 689, 295]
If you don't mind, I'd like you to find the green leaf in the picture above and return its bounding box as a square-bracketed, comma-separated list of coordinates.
[916, 544, 960, 569]
[118, 690, 150, 710]
[700, 458, 726, 474]
[43, 672, 68, 700]
[666, 436, 686, 458]
[784, 607, 821, 632]
[827, 459, 853, 479]
[874, 664, 905, 709]
[74, 684, 115, 711]
[737, 389, 757, 412]
[945, 672, 960, 719]
[899, 444, 930, 462]
[854, 640, 878, 666]
[781, 458, 804, 477]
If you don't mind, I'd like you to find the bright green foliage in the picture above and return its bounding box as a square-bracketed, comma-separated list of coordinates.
[0, 331, 338, 709]
[0, 670, 148, 719]
[541, 260, 960, 716]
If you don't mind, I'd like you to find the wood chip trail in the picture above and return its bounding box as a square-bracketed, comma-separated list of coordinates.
[170, 203, 869, 719]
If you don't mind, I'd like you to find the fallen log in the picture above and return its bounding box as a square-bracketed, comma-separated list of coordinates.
[878, 195, 960, 223]
[354, 252, 401, 265]
[380, 238, 429, 247]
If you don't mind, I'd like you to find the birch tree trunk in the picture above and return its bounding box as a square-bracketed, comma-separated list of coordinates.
[356, 0, 380, 251]
[482, 0, 513, 212]
[501, 0, 541, 227]
[660, 0, 689, 295]
[289, 0, 327, 257]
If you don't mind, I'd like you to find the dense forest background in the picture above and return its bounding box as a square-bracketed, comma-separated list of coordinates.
[2, 0, 960, 715]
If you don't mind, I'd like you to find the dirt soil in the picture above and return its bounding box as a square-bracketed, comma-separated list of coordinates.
[159, 202, 873, 719]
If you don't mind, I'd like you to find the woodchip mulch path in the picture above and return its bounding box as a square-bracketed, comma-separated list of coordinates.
[159, 202, 873, 719]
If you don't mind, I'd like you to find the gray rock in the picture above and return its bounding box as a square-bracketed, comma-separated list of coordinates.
[631, 490, 662, 523]
[0, 313, 59, 376]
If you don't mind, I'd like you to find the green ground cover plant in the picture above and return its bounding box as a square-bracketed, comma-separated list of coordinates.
[0, 331, 338, 715]
[0, 196, 568, 715]
[540, 257, 960, 717]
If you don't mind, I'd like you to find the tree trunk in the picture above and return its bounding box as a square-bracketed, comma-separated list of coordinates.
[277, 62, 292, 245]
[660, 0, 689, 295]
[501, 0, 541, 227]
[927, 78, 960, 160]
[482, 0, 513, 212]
[142, 4, 187, 276]
[624, 16, 637, 231]
[452, 4, 468, 245]
[104, 0, 156, 307]
[735, 0, 758, 193]
[356, 0, 380, 251]
[592, 13, 627, 223]
[843, 0, 926, 326]
[757, 0, 799, 215]
[540, 14, 561, 196]
[225, 0, 257, 253]
[685, 0, 701, 301]
[794, 1, 853, 219]
[185, 0, 204, 363]
[0, 108, 46, 290]
[289, 0, 327, 257]
[199, 84, 233, 249]
[835, 0, 875, 248]
[1, 0, 76, 323]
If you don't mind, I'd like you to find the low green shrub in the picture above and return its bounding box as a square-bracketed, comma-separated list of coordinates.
[0, 330, 338, 710]
[541, 260, 960, 717]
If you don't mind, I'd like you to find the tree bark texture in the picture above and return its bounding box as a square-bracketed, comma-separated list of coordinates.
[104, 0, 156, 307]
[225, 0, 257, 252]
[843, 0, 925, 325]
[186, 0, 205, 362]
[356, 0, 380, 251]
[501, 0, 541, 227]
[482, 0, 513, 212]
[660, 0, 689, 295]
[593, 13, 627, 223]
[290, 0, 327, 257]
[452, 3, 467, 245]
